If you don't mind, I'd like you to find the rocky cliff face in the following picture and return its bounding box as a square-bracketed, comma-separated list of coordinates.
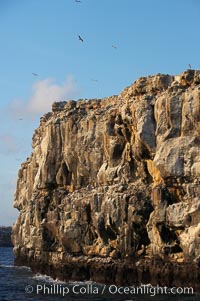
[12, 70, 200, 289]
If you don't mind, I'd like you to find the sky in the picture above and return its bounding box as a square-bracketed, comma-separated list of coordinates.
[0, 0, 200, 226]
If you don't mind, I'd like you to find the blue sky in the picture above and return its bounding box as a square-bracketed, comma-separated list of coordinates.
[0, 0, 199, 226]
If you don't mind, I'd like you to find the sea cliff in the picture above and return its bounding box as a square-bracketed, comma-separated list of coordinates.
[12, 70, 200, 290]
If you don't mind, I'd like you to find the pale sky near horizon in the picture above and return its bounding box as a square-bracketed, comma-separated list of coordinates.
[0, 0, 200, 226]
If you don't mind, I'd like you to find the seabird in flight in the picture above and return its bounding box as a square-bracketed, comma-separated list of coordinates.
[32, 73, 39, 76]
[112, 45, 117, 49]
[78, 35, 84, 42]
[75, 0, 81, 2]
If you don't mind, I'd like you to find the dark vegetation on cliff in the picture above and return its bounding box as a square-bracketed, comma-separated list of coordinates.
[12, 70, 200, 290]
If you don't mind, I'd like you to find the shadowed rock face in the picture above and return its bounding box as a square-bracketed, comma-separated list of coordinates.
[12, 70, 200, 290]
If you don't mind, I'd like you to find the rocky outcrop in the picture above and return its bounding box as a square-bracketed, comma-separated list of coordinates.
[12, 70, 200, 290]
[0, 227, 13, 247]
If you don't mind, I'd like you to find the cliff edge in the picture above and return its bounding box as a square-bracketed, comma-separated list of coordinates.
[12, 70, 200, 289]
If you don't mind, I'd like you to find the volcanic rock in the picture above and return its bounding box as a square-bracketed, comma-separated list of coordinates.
[12, 70, 200, 290]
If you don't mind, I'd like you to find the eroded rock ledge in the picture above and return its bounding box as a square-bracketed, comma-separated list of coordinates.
[12, 70, 200, 290]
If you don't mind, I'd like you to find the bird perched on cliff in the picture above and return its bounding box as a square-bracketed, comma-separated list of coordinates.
[188, 64, 192, 69]
[78, 35, 84, 42]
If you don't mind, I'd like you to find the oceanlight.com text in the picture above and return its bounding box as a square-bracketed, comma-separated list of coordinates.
[25, 283, 194, 297]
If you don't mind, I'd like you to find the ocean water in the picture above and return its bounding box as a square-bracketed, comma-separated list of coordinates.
[0, 247, 199, 301]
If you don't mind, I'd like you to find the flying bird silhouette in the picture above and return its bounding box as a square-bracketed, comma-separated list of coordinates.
[112, 45, 117, 49]
[91, 79, 98, 82]
[78, 35, 84, 42]
[32, 73, 39, 76]
[75, 0, 81, 2]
